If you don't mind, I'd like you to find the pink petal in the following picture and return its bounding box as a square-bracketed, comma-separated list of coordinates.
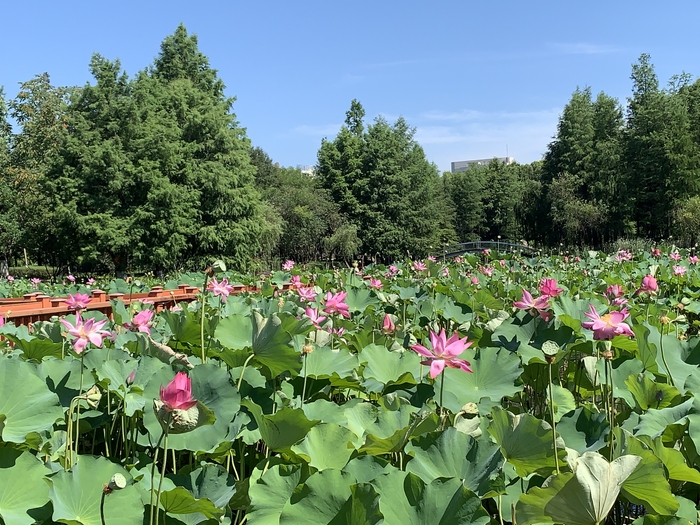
[429, 359, 446, 378]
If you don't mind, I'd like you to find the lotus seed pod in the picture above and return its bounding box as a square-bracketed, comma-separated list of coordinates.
[461, 402, 479, 416]
[154, 399, 200, 434]
[108, 473, 127, 490]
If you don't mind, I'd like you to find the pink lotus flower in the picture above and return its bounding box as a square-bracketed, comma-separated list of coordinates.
[0, 316, 4, 328]
[368, 278, 383, 290]
[30, 278, 41, 288]
[304, 307, 327, 327]
[86, 278, 96, 286]
[323, 291, 350, 318]
[6, 275, 14, 282]
[513, 289, 552, 321]
[282, 260, 295, 271]
[160, 372, 197, 412]
[382, 314, 395, 334]
[427, 256, 437, 262]
[60, 313, 110, 354]
[575, 256, 581, 262]
[539, 278, 563, 298]
[673, 265, 687, 276]
[690, 256, 699, 265]
[297, 287, 317, 302]
[289, 275, 304, 290]
[634, 274, 658, 296]
[387, 265, 399, 276]
[606, 284, 627, 306]
[582, 305, 634, 340]
[126, 369, 136, 386]
[615, 250, 632, 262]
[124, 309, 154, 334]
[413, 261, 427, 271]
[481, 266, 494, 277]
[411, 329, 473, 378]
[670, 252, 681, 261]
[471, 276, 479, 285]
[207, 278, 234, 303]
[483, 249, 491, 255]
[441, 267, 450, 277]
[66, 274, 76, 283]
[652, 248, 661, 257]
[64, 293, 91, 311]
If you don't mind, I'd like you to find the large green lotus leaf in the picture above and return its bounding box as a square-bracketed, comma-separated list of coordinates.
[0, 356, 62, 443]
[405, 427, 504, 497]
[608, 357, 646, 409]
[327, 483, 383, 525]
[301, 398, 360, 427]
[253, 311, 312, 378]
[142, 363, 240, 453]
[39, 356, 97, 408]
[291, 423, 358, 470]
[47, 455, 143, 525]
[442, 348, 523, 414]
[4, 334, 63, 361]
[81, 346, 131, 372]
[614, 429, 679, 515]
[0, 449, 52, 525]
[370, 470, 490, 525]
[218, 312, 311, 379]
[549, 384, 576, 422]
[214, 314, 252, 350]
[634, 398, 693, 438]
[516, 452, 641, 525]
[645, 326, 699, 392]
[633, 324, 659, 373]
[160, 487, 223, 520]
[164, 463, 237, 523]
[343, 402, 416, 448]
[556, 406, 609, 453]
[301, 345, 359, 380]
[246, 463, 305, 525]
[637, 435, 700, 485]
[488, 407, 565, 477]
[243, 400, 319, 451]
[96, 358, 138, 398]
[162, 307, 202, 346]
[345, 288, 379, 314]
[277, 469, 356, 524]
[360, 344, 421, 386]
[342, 455, 395, 483]
[626, 373, 681, 411]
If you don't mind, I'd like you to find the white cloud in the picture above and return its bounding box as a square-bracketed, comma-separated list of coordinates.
[414, 108, 561, 171]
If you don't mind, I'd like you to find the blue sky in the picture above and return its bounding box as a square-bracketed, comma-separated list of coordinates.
[2, 1, 699, 172]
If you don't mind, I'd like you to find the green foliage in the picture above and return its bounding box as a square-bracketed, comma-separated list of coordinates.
[37, 25, 263, 273]
[317, 100, 455, 261]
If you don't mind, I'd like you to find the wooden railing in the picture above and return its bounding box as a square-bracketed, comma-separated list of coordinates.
[0, 282, 293, 326]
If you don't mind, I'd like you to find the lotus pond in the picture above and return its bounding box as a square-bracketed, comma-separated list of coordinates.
[2, 249, 700, 525]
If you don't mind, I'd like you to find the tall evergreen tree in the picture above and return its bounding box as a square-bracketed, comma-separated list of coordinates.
[317, 101, 455, 262]
[625, 54, 700, 238]
[45, 25, 263, 273]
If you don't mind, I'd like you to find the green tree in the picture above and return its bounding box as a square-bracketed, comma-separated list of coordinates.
[625, 54, 700, 238]
[317, 101, 455, 262]
[442, 168, 485, 242]
[45, 25, 263, 273]
[542, 88, 627, 245]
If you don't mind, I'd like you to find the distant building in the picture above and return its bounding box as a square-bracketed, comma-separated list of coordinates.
[451, 157, 515, 173]
[296, 164, 314, 175]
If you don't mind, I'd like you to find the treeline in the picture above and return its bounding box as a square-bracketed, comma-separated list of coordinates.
[1, 25, 699, 274]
